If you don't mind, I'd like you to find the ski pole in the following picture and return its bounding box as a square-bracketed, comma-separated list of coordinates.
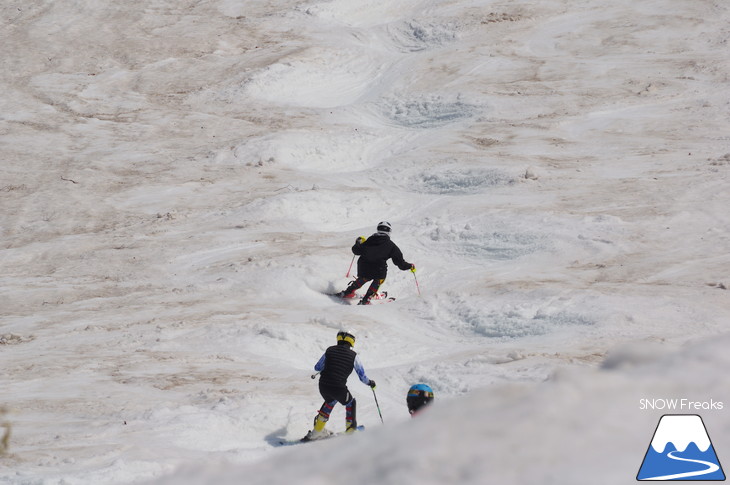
[372, 387, 384, 424]
[311, 371, 320, 380]
[411, 267, 421, 296]
[345, 255, 356, 278]
[347, 237, 365, 277]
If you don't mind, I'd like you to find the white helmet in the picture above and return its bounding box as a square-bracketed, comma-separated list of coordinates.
[376, 221, 392, 234]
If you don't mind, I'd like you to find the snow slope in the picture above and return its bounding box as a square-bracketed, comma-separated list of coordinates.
[1, 0, 729, 484]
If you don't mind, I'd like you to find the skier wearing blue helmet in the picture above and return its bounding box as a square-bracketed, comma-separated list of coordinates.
[407, 384, 434, 416]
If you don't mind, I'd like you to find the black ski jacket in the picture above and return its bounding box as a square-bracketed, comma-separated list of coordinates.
[319, 343, 357, 388]
[352, 234, 412, 280]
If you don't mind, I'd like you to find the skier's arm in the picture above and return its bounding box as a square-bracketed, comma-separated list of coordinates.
[352, 236, 365, 255]
[353, 355, 370, 384]
[314, 353, 326, 372]
[390, 244, 413, 271]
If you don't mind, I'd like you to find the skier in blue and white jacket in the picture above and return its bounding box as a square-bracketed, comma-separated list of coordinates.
[303, 330, 375, 441]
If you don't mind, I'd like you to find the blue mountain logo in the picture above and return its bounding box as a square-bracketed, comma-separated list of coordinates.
[637, 414, 725, 481]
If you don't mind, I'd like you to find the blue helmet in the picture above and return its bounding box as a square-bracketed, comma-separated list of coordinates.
[407, 384, 434, 415]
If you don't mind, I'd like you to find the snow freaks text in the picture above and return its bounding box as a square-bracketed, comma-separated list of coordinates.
[639, 399, 724, 411]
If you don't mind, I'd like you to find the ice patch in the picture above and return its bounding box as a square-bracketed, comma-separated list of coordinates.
[380, 95, 477, 128]
[387, 19, 459, 52]
[382, 95, 478, 128]
[416, 213, 626, 265]
[439, 295, 595, 340]
[427, 223, 546, 261]
[409, 167, 515, 194]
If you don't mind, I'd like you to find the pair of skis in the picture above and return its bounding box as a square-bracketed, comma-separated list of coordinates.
[277, 425, 365, 446]
[325, 291, 395, 305]
[300, 425, 365, 443]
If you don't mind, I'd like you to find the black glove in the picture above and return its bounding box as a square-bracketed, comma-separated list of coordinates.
[368, 380, 376, 389]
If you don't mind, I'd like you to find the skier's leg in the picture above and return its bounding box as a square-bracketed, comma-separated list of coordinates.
[313, 399, 337, 432]
[337, 277, 368, 298]
[345, 397, 357, 433]
[359, 279, 384, 305]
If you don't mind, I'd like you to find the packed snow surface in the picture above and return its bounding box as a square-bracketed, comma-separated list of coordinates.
[1, 0, 729, 484]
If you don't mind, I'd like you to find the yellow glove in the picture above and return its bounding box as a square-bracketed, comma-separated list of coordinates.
[356, 236, 366, 244]
[410, 264, 416, 273]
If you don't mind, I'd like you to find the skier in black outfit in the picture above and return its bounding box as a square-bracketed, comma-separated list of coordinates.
[336, 221, 416, 305]
[303, 330, 375, 441]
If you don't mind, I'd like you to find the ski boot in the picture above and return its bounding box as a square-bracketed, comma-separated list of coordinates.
[301, 414, 330, 442]
[357, 289, 375, 305]
[335, 281, 359, 299]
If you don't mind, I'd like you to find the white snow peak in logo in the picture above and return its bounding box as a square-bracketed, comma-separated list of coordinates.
[637, 414, 725, 481]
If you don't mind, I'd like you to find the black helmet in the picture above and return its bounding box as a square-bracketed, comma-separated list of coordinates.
[336, 330, 355, 347]
[407, 384, 434, 415]
[377, 221, 392, 234]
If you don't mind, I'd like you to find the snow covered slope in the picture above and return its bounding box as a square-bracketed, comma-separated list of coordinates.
[1, 0, 729, 484]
